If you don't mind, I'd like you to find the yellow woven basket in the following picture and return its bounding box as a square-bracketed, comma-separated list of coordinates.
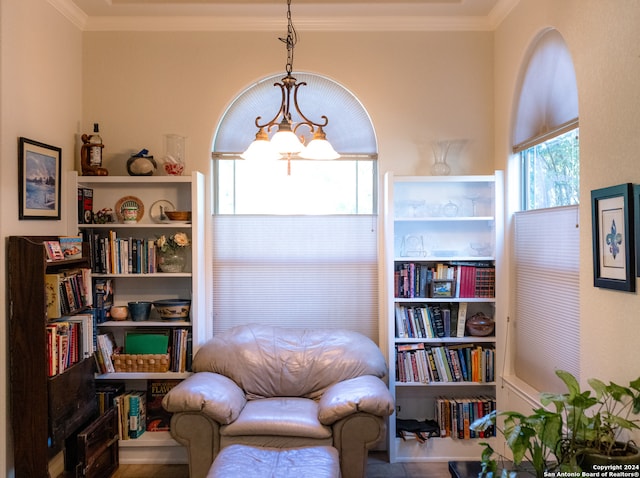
[112, 354, 170, 373]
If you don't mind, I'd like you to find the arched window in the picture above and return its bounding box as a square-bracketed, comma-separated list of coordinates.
[511, 29, 580, 393]
[213, 72, 377, 215]
[210, 73, 380, 340]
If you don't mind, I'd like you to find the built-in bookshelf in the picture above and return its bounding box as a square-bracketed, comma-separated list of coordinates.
[68, 171, 207, 465]
[8, 236, 98, 477]
[383, 172, 504, 463]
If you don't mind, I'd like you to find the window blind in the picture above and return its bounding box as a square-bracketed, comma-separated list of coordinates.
[513, 29, 578, 151]
[211, 215, 379, 342]
[513, 206, 580, 392]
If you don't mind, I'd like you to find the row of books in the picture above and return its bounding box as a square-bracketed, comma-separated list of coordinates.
[97, 380, 181, 434]
[395, 303, 471, 339]
[45, 268, 93, 319]
[82, 229, 158, 275]
[395, 343, 495, 383]
[46, 313, 96, 377]
[115, 391, 147, 439]
[95, 332, 118, 373]
[170, 328, 191, 373]
[394, 262, 495, 299]
[435, 396, 496, 439]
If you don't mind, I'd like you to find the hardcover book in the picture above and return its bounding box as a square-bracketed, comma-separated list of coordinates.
[146, 380, 181, 431]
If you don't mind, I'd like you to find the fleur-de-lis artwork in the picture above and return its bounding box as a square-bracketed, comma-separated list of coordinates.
[605, 219, 623, 259]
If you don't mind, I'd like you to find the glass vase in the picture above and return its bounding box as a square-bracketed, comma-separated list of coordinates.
[158, 248, 187, 273]
[431, 140, 452, 176]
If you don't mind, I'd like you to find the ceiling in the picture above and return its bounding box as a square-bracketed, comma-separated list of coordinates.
[55, 0, 519, 31]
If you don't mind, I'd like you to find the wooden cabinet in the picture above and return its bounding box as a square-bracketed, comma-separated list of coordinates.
[8, 236, 98, 477]
[383, 172, 504, 463]
[69, 171, 207, 464]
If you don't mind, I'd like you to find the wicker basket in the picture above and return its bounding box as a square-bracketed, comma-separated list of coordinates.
[112, 354, 170, 373]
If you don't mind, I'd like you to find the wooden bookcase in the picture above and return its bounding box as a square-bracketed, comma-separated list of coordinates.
[8, 236, 98, 477]
[383, 172, 504, 462]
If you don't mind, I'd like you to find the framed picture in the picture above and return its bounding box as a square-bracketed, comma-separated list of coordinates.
[431, 279, 454, 298]
[18, 137, 62, 220]
[591, 183, 634, 291]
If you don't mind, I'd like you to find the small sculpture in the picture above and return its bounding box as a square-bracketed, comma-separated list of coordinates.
[127, 149, 157, 176]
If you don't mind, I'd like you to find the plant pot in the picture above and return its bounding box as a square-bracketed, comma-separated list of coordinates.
[579, 443, 640, 469]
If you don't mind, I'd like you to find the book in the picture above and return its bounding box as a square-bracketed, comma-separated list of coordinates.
[94, 278, 114, 323]
[44, 240, 64, 261]
[146, 380, 181, 431]
[59, 236, 83, 260]
[66, 313, 95, 359]
[128, 391, 147, 439]
[96, 332, 117, 373]
[96, 382, 125, 415]
[456, 302, 468, 338]
[82, 187, 93, 224]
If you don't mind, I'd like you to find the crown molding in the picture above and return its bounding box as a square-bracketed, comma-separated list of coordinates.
[81, 15, 496, 32]
[48, 0, 88, 30]
[49, 0, 519, 32]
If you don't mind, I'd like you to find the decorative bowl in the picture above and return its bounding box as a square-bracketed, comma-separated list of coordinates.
[110, 305, 129, 321]
[465, 312, 495, 337]
[153, 299, 191, 321]
[165, 210, 191, 222]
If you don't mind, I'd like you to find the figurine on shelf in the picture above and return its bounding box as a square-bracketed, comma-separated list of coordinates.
[80, 123, 108, 176]
[127, 148, 157, 176]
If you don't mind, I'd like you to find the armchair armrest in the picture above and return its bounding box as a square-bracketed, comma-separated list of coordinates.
[317, 375, 394, 425]
[162, 371, 247, 425]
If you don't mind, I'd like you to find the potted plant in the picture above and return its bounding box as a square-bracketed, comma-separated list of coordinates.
[470, 407, 574, 478]
[471, 370, 640, 477]
[541, 370, 640, 467]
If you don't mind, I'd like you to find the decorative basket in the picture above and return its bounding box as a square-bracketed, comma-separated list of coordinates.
[112, 354, 170, 373]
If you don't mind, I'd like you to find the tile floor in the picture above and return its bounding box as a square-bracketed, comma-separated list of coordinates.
[111, 452, 452, 478]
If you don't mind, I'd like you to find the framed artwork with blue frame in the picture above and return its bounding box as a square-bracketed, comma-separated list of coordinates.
[591, 183, 634, 291]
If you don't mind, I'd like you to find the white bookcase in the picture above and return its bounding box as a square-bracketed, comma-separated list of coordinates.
[68, 171, 209, 464]
[383, 171, 504, 463]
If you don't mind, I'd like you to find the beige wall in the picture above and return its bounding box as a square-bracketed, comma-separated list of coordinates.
[3, 0, 640, 473]
[494, 0, 640, 444]
[81, 30, 494, 178]
[1, 0, 83, 475]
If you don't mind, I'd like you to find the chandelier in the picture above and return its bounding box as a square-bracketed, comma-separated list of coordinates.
[241, 0, 340, 173]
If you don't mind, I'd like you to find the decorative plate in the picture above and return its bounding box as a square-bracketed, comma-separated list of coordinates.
[115, 196, 144, 223]
[149, 199, 176, 223]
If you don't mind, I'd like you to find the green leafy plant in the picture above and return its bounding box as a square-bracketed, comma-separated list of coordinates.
[471, 370, 640, 477]
[541, 370, 640, 459]
[471, 407, 572, 478]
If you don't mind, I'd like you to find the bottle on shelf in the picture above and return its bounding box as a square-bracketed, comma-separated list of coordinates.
[81, 122, 108, 176]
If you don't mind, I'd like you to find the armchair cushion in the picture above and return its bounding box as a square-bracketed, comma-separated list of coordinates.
[162, 372, 246, 425]
[317, 375, 395, 425]
[221, 398, 331, 439]
[192, 324, 388, 399]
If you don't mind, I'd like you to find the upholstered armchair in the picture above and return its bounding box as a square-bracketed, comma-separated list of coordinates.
[162, 324, 394, 478]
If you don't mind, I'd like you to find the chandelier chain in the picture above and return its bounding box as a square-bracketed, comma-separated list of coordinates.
[279, 0, 298, 75]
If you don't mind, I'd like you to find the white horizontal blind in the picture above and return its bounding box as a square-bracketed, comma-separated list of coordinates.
[211, 215, 379, 342]
[513, 206, 580, 392]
